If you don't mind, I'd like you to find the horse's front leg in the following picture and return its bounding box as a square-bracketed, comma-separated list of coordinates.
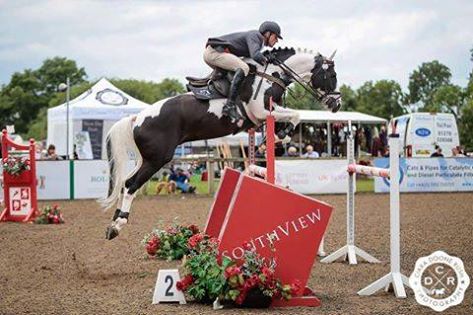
[268, 105, 300, 140]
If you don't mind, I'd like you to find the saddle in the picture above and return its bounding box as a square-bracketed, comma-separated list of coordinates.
[186, 68, 235, 100]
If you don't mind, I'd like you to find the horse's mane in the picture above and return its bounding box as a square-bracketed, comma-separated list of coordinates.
[264, 47, 296, 62]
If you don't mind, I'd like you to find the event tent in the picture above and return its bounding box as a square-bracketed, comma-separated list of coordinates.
[47, 78, 149, 159]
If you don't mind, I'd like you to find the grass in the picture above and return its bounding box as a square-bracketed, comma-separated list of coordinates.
[142, 175, 374, 195]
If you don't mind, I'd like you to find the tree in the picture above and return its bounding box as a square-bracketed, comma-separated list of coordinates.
[111, 78, 185, 104]
[356, 80, 405, 119]
[284, 83, 324, 110]
[1, 70, 47, 133]
[1, 57, 87, 137]
[407, 60, 451, 107]
[426, 84, 464, 114]
[459, 98, 473, 151]
[36, 57, 87, 95]
[339, 84, 357, 112]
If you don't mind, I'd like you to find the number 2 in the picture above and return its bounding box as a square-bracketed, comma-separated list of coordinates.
[165, 275, 174, 296]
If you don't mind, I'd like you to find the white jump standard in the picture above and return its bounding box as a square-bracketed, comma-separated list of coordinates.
[321, 132, 380, 265]
[357, 133, 410, 298]
[321, 130, 410, 298]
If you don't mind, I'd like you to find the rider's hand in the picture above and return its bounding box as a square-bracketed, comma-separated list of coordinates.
[266, 53, 278, 64]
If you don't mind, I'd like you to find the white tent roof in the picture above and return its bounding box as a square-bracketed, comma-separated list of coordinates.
[48, 78, 149, 121]
[297, 110, 387, 124]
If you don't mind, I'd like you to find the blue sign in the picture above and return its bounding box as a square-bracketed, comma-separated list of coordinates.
[415, 128, 431, 137]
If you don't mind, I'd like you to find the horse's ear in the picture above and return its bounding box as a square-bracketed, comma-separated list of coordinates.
[328, 49, 337, 61]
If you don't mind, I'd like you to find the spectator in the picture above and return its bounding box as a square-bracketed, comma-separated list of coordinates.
[302, 145, 319, 158]
[430, 145, 444, 157]
[169, 168, 196, 193]
[156, 171, 176, 194]
[284, 146, 299, 157]
[44, 144, 63, 160]
[452, 146, 467, 157]
[35, 143, 45, 160]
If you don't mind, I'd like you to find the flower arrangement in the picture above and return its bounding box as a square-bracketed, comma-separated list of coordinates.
[34, 204, 65, 224]
[2, 156, 30, 176]
[177, 235, 301, 308]
[142, 224, 200, 260]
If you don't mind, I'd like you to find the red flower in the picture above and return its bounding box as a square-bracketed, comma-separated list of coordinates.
[53, 204, 59, 210]
[261, 266, 274, 281]
[176, 275, 194, 291]
[188, 224, 199, 234]
[145, 236, 160, 256]
[242, 241, 254, 251]
[187, 233, 204, 249]
[224, 266, 241, 278]
[235, 291, 247, 305]
[53, 215, 60, 224]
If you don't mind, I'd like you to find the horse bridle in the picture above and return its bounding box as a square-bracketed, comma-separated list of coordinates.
[276, 57, 341, 105]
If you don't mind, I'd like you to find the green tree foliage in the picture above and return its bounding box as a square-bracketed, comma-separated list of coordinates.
[36, 57, 87, 95]
[284, 83, 324, 110]
[0, 57, 87, 136]
[355, 80, 405, 119]
[408, 60, 451, 107]
[111, 78, 185, 104]
[339, 84, 357, 111]
[426, 84, 464, 113]
[459, 98, 473, 151]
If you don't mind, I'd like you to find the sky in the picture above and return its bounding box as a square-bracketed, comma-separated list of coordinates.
[0, 0, 472, 91]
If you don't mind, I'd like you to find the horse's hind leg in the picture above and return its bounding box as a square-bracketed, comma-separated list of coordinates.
[106, 160, 163, 240]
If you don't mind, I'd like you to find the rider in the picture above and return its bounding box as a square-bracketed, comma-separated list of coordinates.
[204, 21, 282, 122]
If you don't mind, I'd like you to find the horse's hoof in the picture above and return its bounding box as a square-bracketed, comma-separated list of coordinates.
[106, 226, 119, 240]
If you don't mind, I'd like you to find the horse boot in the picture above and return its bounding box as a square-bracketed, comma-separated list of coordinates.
[222, 68, 245, 124]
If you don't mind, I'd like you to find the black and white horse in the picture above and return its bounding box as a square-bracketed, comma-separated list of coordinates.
[101, 47, 339, 240]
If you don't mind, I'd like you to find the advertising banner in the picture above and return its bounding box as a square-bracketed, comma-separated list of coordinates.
[74, 160, 109, 199]
[36, 161, 70, 200]
[374, 158, 473, 193]
[275, 159, 348, 194]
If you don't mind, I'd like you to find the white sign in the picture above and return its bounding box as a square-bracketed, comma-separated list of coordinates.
[9, 187, 31, 216]
[409, 251, 470, 312]
[74, 131, 93, 160]
[152, 269, 186, 304]
[74, 160, 109, 199]
[374, 157, 473, 193]
[37, 161, 70, 200]
[275, 159, 348, 194]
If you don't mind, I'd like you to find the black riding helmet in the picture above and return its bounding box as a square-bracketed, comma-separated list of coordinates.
[259, 21, 283, 39]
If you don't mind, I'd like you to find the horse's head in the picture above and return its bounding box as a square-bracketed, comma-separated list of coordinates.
[274, 49, 341, 112]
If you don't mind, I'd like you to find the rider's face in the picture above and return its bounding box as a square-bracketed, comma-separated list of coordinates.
[267, 33, 278, 47]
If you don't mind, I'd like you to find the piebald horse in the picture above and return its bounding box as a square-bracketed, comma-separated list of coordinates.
[101, 47, 340, 239]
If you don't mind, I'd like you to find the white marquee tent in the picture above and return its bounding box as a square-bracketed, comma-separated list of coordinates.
[47, 78, 149, 159]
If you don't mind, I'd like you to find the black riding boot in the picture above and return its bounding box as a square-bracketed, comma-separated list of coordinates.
[222, 68, 245, 122]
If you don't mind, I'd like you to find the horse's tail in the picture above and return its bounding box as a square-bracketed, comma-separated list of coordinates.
[98, 116, 141, 211]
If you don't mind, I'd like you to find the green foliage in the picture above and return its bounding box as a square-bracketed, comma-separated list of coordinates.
[339, 84, 357, 111]
[285, 83, 324, 110]
[110, 78, 185, 104]
[36, 57, 87, 95]
[355, 80, 405, 119]
[408, 60, 451, 106]
[425, 84, 464, 113]
[0, 57, 87, 136]
[459, 98, 473, 151]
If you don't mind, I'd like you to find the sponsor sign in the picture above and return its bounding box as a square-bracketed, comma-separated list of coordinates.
[374, 158, 473, 193]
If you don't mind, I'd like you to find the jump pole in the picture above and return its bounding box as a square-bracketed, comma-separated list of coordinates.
[321, 121, 380, 265]
[357, 132, 410, 298]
